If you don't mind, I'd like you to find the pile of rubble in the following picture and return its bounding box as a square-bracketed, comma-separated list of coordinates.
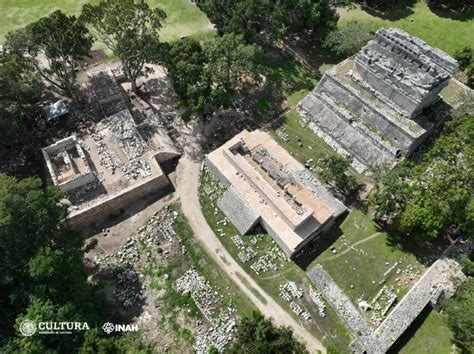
[279, 281, 312, 321]
[176, 269, 237, 353]
[309, 287, 326, 317]
[114, 268, 146, 309]
[370, 286, 397, 324]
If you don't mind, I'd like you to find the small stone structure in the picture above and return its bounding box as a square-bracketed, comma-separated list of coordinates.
[42, 135, 95, 192]
[307, 239, 470, 353]
[205, 130, 346, 258]
[299, 28, 461, 172]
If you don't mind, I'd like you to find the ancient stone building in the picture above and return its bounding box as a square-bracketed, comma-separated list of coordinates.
[205, 130, 346, 258]
[299, 28, 459, 172]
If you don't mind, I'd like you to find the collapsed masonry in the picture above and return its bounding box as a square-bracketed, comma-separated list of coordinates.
[42, 70, 180, 227]
[299, 28, 459, 172]
[307, 239, 471, 353]
[205, 130, 346, 258]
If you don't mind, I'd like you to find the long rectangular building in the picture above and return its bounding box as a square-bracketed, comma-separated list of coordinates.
[205, 130, 346, 258]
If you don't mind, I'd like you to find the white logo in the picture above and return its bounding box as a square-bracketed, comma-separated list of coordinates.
[102, 322, 115, 334]
[20, 320, 37, 336]
[102, 322, 138, 334]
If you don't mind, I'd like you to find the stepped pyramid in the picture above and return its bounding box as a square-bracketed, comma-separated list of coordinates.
[299, 28, 459, 172]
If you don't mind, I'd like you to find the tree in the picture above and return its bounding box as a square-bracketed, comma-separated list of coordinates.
[324, 21, 372, 57]
[372, 110, 474, 240]
[0, 53, 44, 147]
[197, 0, 338, 44]
[81, 0, 166, 93]
[0, 175, 110, 352]
[163, 39, 211, 116]
[227, 311, 308, 354]
[454, 47, 472, 71]
[317, 155, 359, 195]
[444, 276, 474, 352]
[205, 33, 262, 107]
[6, 10, 93, 97]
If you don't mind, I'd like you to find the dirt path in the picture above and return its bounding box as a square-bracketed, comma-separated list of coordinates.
[175, 155, 326, 353]
[329, 232, 383, 260]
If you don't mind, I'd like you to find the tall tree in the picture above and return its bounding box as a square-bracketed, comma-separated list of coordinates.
[324, 21, 372, 57]
[81, 0, 166, 93]
[317, 155, 359, 196]
[371, 110, 474, 240]
[0, 53, 43, 147]
[6, 10, 93, 97]
[227, 311, 308, 354]
[0, 175, 110, 353]
[205, 33, 262, 107]
[163, 39, 211, 116]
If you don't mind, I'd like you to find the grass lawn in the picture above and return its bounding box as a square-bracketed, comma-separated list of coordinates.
[339, 1, 474, 55]
[0, 0, 215, 43]
[399, 310, 455, 354]
[262, 53, 318, 108]
[269, 111, 364, 182]
[199, 169, 352, 352]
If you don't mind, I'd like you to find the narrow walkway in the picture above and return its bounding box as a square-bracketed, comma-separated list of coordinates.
[329, 232, 383, 260]
[175, 155, 325, 353]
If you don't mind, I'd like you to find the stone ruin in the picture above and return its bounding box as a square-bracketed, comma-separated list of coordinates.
[307, 238, 472, 353]
[205, 130, 346, 258]
[42, 135, 95, 193]
[299, 28, 459, 172]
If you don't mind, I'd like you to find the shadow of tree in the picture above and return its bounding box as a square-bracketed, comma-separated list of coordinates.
[356, 0, 417, 21]
[91, 265, 146, 321]
[426, 2, 474, 21]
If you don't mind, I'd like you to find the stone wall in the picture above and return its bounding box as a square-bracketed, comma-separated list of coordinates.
[67, 172, 170, 227]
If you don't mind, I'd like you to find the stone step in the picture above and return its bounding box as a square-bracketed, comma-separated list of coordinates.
[218, 188, 259, 235]
[316, 91, 399, 159]
[300, 93, 395, 168]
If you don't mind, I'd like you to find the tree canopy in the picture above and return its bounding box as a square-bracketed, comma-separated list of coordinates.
[226, 311, 308, 354]
[371, 109, 474, 240]
[197, 0, 338, 43]
[81, 0, 166, 93]
[324, 21, 372, 57]
[0, 53, 44, 147]
[0, 175, 119, 353]
[316, 155, 360, 196]
[6, 10, 93, 97]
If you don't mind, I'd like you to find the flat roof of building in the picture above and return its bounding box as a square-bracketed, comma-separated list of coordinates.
[206, 130, 345, 255]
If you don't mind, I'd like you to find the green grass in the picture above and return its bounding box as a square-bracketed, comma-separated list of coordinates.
[339, 1, 474, 55]
[400, 310, 455, 354]
[169, 203, 257, 317]
[262, 54, 318, 108]
[199, 169, 352, 352]
[270, 111, 364, 182]
[0, 0, 215, 43]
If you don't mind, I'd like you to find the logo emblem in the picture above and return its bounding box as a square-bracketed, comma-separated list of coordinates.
[20, 320, 37, 336]
[102, 322, 114, 334]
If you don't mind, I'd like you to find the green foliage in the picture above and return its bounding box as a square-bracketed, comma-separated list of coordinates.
[6, 10, 92, 96]
[444, 276, 474, 352]
[81, 0, 166, 92]
[197, 0, 338, 43]
[0, 175, 112, 353]
[455, 47, 473, 71]
[324, 21, 372, 56]
[372, 111, 474, 240]
[204, 33, 262, 106]
[226, 311, 308, 354]
[0, 53, 43, 147]
[163, 38, 210, 114]
[427, 0, 473, 11]
[317, 155, 360, 196]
